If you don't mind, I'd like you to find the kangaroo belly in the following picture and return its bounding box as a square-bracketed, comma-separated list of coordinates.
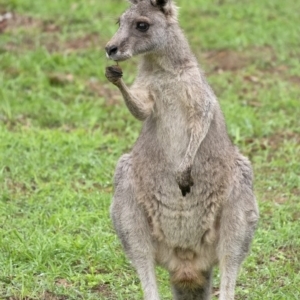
[156, 201, 206, 248]
[156, 241, 218, 287]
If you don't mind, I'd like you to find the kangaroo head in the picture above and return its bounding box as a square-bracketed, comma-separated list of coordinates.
[105, 0, 178, 61]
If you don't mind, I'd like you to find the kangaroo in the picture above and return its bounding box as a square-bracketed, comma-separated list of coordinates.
[105, 0, 259, 299]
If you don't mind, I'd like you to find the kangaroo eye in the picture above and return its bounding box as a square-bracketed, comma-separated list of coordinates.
[136, 22, 150, 32]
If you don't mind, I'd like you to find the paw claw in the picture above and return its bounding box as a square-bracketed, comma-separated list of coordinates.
[176, 167, 194, 196]
[180, 185, 191, 197]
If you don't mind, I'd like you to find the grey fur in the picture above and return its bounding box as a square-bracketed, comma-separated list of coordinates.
[105, 0, 259, 299]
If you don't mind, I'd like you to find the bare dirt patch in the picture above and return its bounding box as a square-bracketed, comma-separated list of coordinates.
[2, 31, 102, 54]
[1, 294, 68, 300]
[63, 33, 100, 52]
[266, 131, 300, 151]
[203, 49, 250, 73]
[88, 80, 121, 106]
[55, 279, 72, 289]
[1, 12, 60, 34]
[289, 75, 300, 85]
[47, 33, 103, 53]
[245, 130, 300, 163]
[250, 46, 277, 65]
[0, 11, 12, 33]
[48, 73, 75, 86]
[42, 21, 61, 33]
[41, 33, 103, 53]
[44, 72, 120, 105]
[0, 114, 32, 131]
[258, 183, 300, 205]
[91, 282, 114, 299]
[1, 13, 42, 33]
[201, 46, 289, 82]
[269, 246, 300, 269]
[42, 291, 69, 300]
[1, 12, 103, 53]
[2, 177, 38, 197]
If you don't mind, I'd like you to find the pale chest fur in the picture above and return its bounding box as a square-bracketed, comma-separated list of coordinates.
[139, 71, 195, 163]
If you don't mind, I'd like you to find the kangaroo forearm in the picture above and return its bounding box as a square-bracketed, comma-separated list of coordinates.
[116, 80, 153, 121]
[181, 102, 213, 169]
[182, 128, 206, 170]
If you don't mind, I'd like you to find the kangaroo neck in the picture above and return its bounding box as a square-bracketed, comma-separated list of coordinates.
[141, 27, 197, 74]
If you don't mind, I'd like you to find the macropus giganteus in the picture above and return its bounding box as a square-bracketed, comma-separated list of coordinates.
[105, 0, 259, 299]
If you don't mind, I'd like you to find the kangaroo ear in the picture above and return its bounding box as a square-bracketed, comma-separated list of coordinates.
[155, 0, 169, 6]
[127, 0, 139, 4]
[150, 0, 169, 7]
[150, 0, 178, 19]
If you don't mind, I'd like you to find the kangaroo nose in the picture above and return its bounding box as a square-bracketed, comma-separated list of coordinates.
[106, 45, 118, 56]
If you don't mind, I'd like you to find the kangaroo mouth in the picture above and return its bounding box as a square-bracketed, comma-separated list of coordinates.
[106, 52, 132, 62]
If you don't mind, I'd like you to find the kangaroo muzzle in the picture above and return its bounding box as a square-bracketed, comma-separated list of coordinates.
[105, 44, 118, 58]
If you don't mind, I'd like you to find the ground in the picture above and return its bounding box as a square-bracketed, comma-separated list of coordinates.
[0, 0, 300, 299]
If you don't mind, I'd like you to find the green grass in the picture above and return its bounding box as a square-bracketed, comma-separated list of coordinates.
[0, 0, 300, 299]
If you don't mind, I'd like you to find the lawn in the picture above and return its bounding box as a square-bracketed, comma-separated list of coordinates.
[0, 0, 299, 299]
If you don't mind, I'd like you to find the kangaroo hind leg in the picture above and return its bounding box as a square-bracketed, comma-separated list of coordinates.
[111, 154, 160, 300]
[218, 171, 259, 300]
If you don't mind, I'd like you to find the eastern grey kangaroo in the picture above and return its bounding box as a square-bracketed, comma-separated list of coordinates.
[105, 0, 259, 299]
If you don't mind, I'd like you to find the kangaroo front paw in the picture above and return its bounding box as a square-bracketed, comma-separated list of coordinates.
[176, 167, 194, 197]
[105, 65, 123, 85]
